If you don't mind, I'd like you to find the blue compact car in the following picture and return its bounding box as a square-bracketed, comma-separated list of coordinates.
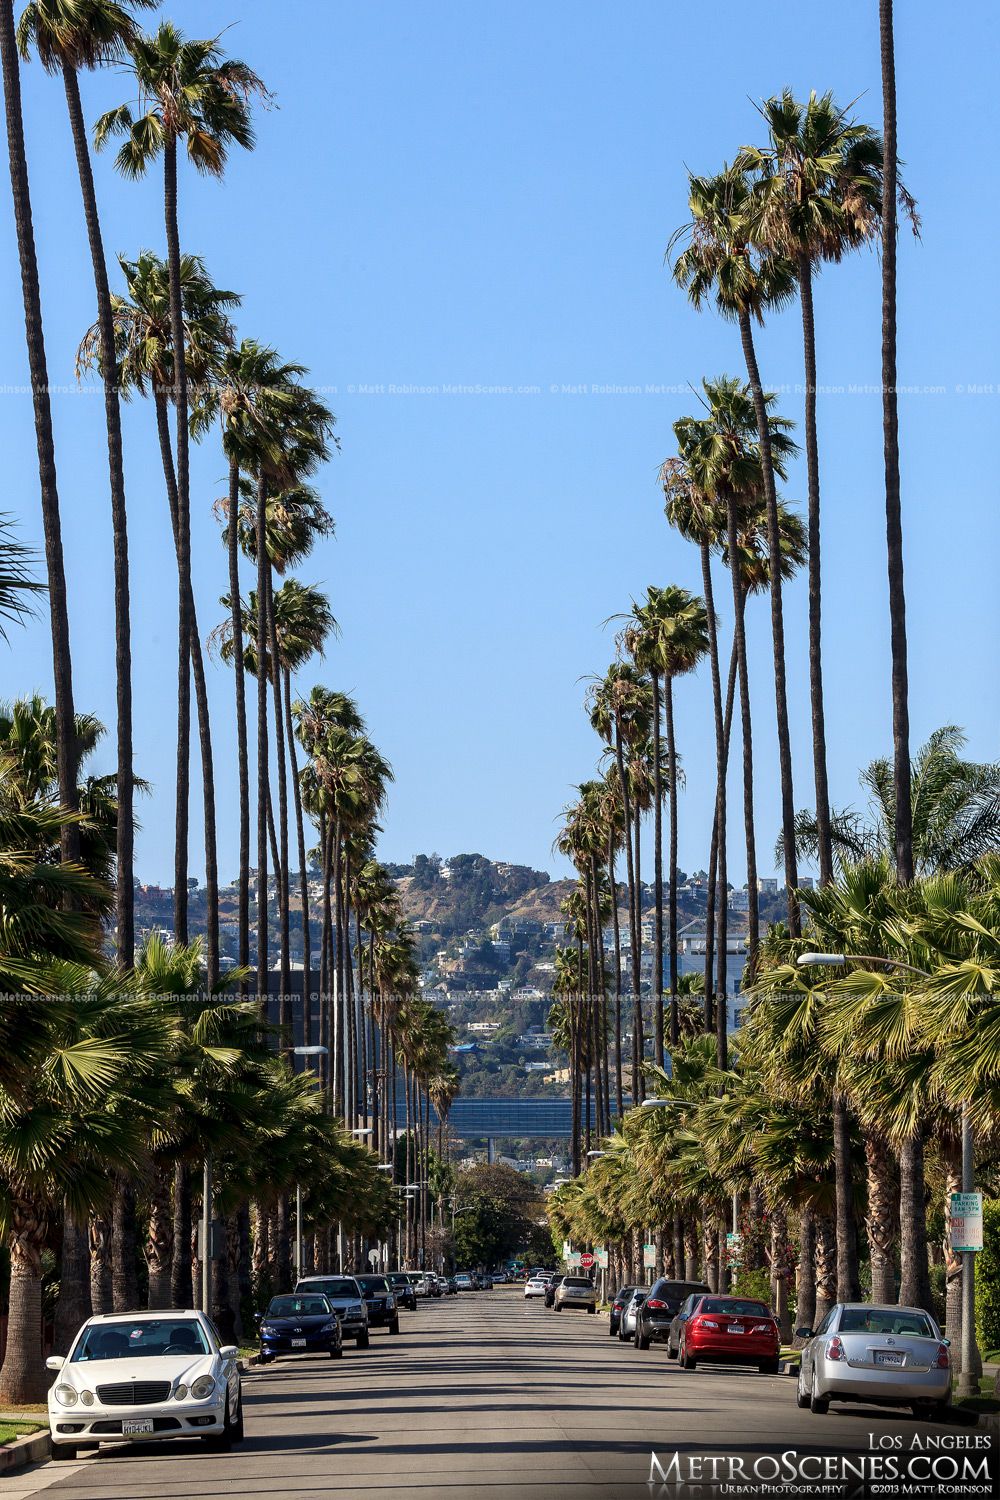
[257, 1294, 343, 1363]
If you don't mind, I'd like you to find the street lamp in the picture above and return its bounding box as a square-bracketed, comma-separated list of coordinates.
[586, 1150, 607, 1159]
[293, 1045, 328, 1281]
[799, 948, 980, 1394]
[640, 1097, 684, 1109]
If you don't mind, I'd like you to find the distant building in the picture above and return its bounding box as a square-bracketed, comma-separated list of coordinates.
[757, 877, 778, 896]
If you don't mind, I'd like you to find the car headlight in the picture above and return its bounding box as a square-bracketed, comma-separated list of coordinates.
[54, 1384, 78, 1407]
[174, 1384, 188, 1401]
[350, 1304, 364, 1317]
[190, 1375, 216, 1400]
[79, 1390, 94, 1407]
[320, 1321, 337, 1334]
[260, 1324, 276, 1336]
[387, 1296, 396, 1309]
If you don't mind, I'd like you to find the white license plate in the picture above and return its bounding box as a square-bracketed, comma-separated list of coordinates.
[874, 1350, 904, 1367]
[727, 1325, 745, 1334]
[122, 1419, 154, 1436]
[291, 1338, 307, 1347]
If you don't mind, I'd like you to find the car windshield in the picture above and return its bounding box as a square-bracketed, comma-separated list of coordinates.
[298, 1279, 358, 1299]
[839, 1307, 935, 1338]
[356, 1276, 389, 1294]
[614, 1286, 639, 1303]
[701, 1298, 770, 1317]
[72, 1319, 210, 1362]
[388, 1275, 412, 1287]
[267, 1296, 330, 1317]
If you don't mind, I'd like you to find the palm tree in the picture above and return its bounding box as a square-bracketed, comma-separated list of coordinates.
[672, 168, 802, 931]
[17, 0, 157, 965]
[80, 250, 238, 980]
[625, 586, 708, 1056]
[740, 89, 884, 888]
[785, 728, 1000, 876]
[95, 21, 268, 946]
[0, 0, 79, 863]
[879, 0, 914, 883]
[676, 377, 799, 982]
[0, 513, 43, 636]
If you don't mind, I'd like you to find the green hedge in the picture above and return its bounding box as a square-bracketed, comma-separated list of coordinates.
[975, 1199, 1000, 1352]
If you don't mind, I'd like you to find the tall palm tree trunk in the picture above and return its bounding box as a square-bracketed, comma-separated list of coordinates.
[255, 471, 270, 1010]
[608, 835, 623, 1119]
[171, 1162, 192, 1308]
[111, 1180, 139, 1312]
[652, 671, 665, 1064]
[833, 1095, 861, 1301]
[265, 573, 291, 1044]
[0, 4, 79, 859]
[700, 542, 725, 1027]
[613, 724, 641, 1102]
[145, 1166, 174, 1309]
[898, 1130, 932, 1312]
[163, 137, 193, 944]
[54, 1202, 91, 1353]
[152, 392, 218, 983]
[227, 457, 250, 983]
[737, 311, 799, 933]
[0, 1198, 48, 1403]
[89, 1212, 112, 1315]
[879, 0, 914, 882]
[632, 798, 644, 1100]
[797, 255, 833, 884]
[62, 61, 132, 952]
[865, 1131, 898, 1303]
[284, 669, 311, 1050]
[664, 674, 680, 1048]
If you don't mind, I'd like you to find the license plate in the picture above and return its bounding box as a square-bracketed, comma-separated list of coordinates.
[291, 1338, 307, 1348]
[123, 1419, 154, 1436]
[727, 1325, 745, 1334]
[874, 1350, 904, 1367]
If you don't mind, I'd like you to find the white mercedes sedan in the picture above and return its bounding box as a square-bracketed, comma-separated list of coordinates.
[47, 1310, 243, 1459]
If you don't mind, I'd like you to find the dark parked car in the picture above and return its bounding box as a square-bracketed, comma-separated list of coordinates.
[543, 1275, 564, 1309]
[609, 1285, 644, 1338]
[634, 1279, 711, 1350]
[352, 1274, 400, 1334]
[258, 1294, 343, 1363]
[294, 1274, 370, 1347]
[386, 1272, 417, 1312]
[666, 1291, 710, 1358]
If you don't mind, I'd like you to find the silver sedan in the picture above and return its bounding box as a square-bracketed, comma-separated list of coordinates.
[796, 1302, 952, 1418]
[618, 1288, 648, 1342]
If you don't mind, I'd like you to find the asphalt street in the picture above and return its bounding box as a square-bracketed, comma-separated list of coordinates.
[0, 1287, 983, 1500]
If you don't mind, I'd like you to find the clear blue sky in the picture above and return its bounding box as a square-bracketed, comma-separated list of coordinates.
[4, 0, 998, 886]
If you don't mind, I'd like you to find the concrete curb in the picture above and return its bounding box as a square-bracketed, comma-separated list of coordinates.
[0, 1430, 51, 1473]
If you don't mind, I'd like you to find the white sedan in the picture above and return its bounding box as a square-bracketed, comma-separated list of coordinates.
[524, 1274, 550, 1299]
[47, 1309, 243, 1459]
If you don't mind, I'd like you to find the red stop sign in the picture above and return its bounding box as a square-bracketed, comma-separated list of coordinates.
[580, 1252, 594, 1268]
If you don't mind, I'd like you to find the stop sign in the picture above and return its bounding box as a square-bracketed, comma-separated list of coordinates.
[580, 1252, 594, 1268]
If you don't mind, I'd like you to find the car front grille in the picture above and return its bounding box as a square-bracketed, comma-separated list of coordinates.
[90, 1416, 181, 1434]
[96, 1380, 172, 1406]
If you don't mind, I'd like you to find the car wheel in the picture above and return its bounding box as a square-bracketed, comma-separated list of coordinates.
[759, 1359, 780, 1375]
[554, 1303, 562, 1311]
[258, 1354, 272, 1365]
[679, 1342, 696, 1370]
[205, 1391, 235, 1450]
[330, 1345, 344, 1358]
[809, 1368, 829, 1415]
[389, 1318, 400, 1335]
[356, 1331, 370, 1349]
[795, 1364, 810, 1409]
[233, 1390, 245, 1443]
[609, 1324, 617, 1337]
[587, 1305, 596, 1314]
[913, 1400, 950, 1421]
[667, 1341, 678, 1360]
[637, 1332, 651, 1350]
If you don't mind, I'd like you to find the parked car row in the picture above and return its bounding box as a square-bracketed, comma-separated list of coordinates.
[605, 1283, 953, 1418]
[525, 1271, 598, 1313]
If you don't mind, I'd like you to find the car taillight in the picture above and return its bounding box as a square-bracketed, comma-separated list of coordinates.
[646, 1299, 667, 1310]
[752, 1322, 777, 1336]
[696, 1317, 718, 1329]
[936, 1343, 950, 1369]
[827, 1336, 844, 1361]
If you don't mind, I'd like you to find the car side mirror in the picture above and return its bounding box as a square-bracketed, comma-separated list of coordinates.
[942, 1337, 951, 1348]
[678, 1312, 689, 1322]
[45, 1355, 64, 1371]
[219, 1345, 239, 1359]
[794, 1327, 812, 1340]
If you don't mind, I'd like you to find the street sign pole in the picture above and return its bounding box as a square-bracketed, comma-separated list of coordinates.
[957, 1107, 982, 1398]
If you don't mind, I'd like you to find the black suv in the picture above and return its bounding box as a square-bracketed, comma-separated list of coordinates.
[634, 1279, 711, 1350]
[352, 1273, 400, 1334]
[386, 1272, 417, 1312]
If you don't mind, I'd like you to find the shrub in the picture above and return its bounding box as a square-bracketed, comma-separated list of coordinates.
[975, 1199, 1000, 1352]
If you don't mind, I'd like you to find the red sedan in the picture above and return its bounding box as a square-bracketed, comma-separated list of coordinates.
[678, 1295, 780, 1374]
